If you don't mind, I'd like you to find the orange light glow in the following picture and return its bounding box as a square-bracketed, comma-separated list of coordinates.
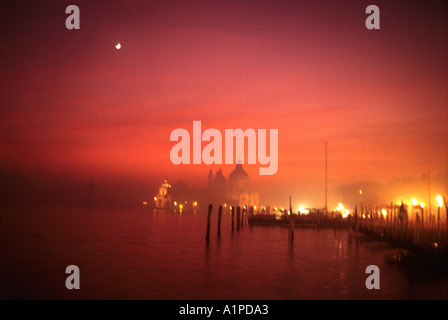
[298, 206, 309, 215]
[436, 195, 443, 208]
[334, 203, 350, 218]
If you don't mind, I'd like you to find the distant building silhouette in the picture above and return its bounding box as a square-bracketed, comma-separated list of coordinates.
[208, 164, 259, 207]
[154, 178, 172, 209]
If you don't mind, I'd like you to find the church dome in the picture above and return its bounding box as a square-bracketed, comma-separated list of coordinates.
[228, 164, 250, 187]
[214, 169, 226, 188]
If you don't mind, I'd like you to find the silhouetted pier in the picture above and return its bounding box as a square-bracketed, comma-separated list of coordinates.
[205, 201, 448, 260]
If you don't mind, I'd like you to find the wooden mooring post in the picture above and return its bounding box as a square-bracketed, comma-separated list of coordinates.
[206, 204, 212, 243]
[217, 205, 222, 237]
[231, 206, 235, 231]
[444, 197, 448, 234]
[289, 196, 294, 242]
[355, 207, 359, 247]
[349, 207, 359, 246]
[237, 206, 241, 230]
[289, 214, 295, 242]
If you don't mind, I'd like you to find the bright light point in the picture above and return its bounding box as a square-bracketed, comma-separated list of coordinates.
[420, 202, 424, 208]
[115, 43, 121, 49]
[381, 209, 387, 216]
[343, 209, 350, 218]
[412, 198, 417, 206]
[359, 190, 363, 195]
[334, 203, 349, 218]
[298, 206, 309, 215]
[154, 197, 157, 201]
[436, 195, 443, 207]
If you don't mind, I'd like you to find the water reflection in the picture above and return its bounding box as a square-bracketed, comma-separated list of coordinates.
[1, 205, 447, 299]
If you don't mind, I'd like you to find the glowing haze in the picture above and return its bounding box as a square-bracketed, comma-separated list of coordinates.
[0, 0, 447, 209]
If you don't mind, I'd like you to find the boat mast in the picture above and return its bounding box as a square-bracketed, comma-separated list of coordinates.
[325, 141, 328, 217]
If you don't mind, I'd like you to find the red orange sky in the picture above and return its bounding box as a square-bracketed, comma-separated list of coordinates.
[0, 0, 447, 208]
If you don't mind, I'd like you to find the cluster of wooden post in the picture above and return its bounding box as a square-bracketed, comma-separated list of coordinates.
[206, 204, 248, 243]
[206, 198, 448, 247]
[355, 198, 448, 248]
[231, 206, 246, 231]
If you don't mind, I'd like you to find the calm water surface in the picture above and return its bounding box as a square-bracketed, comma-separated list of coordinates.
[1, 205, 447, 299]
